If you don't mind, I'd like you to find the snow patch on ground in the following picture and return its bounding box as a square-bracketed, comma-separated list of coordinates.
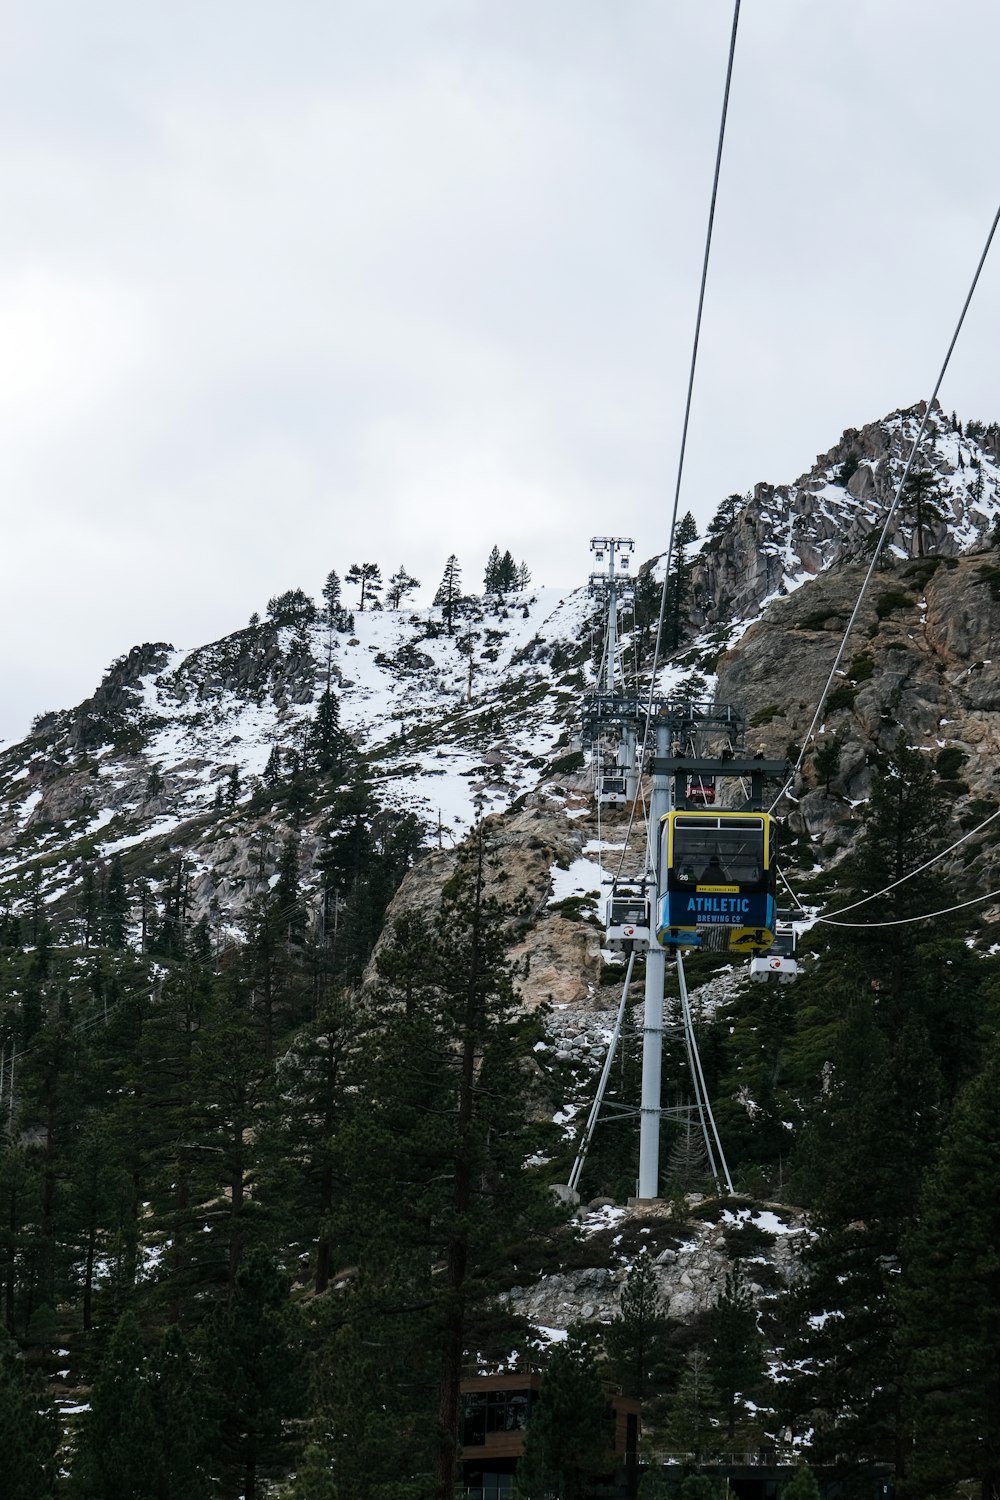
[720, 1207, 804, 1236]
[548, 858, 605, 904]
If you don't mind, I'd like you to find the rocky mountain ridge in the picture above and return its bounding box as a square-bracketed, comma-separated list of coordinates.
[0, 587, 591, 936]
[717, 548, 1000, 894]
[4, 400, 1000, 982]
[687, 400, 1000, 629]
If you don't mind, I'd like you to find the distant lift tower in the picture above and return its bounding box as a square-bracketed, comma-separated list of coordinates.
[589, 538, 637, 805]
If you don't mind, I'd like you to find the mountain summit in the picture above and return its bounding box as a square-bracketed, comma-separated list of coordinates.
[2, 399, 1000, 953]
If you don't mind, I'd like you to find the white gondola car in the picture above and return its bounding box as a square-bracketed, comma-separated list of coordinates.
[598, 772, 629, 806]
[749, 928, 799, 983]
[605, 888, 651, 953]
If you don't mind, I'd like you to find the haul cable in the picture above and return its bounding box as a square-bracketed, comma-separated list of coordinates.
[611, 0, 742, 888]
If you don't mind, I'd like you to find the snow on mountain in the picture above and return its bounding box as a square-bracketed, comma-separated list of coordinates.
[0, 586, 595, 925]
[689, 401, 1000, 634]
[4, 399, 1000, 936]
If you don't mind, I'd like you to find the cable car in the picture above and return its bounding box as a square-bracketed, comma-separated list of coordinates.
[750, 924, 798, 982]
[687, 775, 716, 805]
[605, 885, 651, 953]
[656, 810, 777, 954]
[598, 770, 629, 806]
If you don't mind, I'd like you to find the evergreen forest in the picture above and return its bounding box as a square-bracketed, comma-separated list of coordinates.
[2, 530, 1000, 1500]
[2, 728, 999, 1499]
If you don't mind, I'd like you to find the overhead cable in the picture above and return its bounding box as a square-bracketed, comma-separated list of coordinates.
[819, 885, 1000, 929]
[611, 0, 742, 889]
[818, 802, 1000, 919]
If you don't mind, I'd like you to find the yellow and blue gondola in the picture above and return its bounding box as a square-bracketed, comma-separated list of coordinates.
[656, 809, 777, 953]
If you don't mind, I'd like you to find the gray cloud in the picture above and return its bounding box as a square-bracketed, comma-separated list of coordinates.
[2, 1, 999, 740]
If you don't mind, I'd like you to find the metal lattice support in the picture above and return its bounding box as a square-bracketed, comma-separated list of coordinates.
[568, 951, 637, 1195]
[676, 950, 733, 1193]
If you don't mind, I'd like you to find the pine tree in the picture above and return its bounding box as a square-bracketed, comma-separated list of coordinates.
[515, 1335, 613, 1500]
[226, 764, 241, 807]
[434, 554, 463, 635]
[973, 463, 986, 504]
[0, 1330, 60, 1500]
[632, 570, 662, 661]
[66, 1113, 130, 1332]
[516, 559, 531, 589]
[322, 569, 341, 614]
[849, 734, 951, 991]
[704, 1264, 764, 1440]
[897, 1040, 1000, 1497]
[307, 690, 346, 777]
[203, 1249, 301, 1500]
[261, 994, 357, 1293]
[263, 744, 282, 787]
[317, 780, 379, 980]
[73, 1310, 155, 1499]
[275, 834, 306, 957]
[340, 832, 555, 1500]
[316, 779, 423, 984]
[666, 1112, 710, 1191]
[604, 1248, 676, 1408]
[130, 954, 217, 1327]
[191, 966, 275, 1272]
[79, 864, 97, 949]
[662, 1348, 714, 1461]
[15, 1010, 89, 1332]
[774, 747, 986, 1477]
[385, 565, 420, 609]
[0, 1142, 43, 1337]
[781, 1462, 821, 1500]
[103, 855, 129, 950]
[322, 569, 352, 632]
[666, 511, 699, 652]
[483, 545, 503, 594]
[637, 1449, 672, 1499]
[147, 1324, 213, 1499]
[266, 588, 317, 625]
[26, 868, 43, 948]
[899, 465, 947, 558]
[813, 736, 842, 794]
[293, 1260, 437, 1500]
[344, 562, 382, 611]
[779, 998, 941, 1467]
[498, 549, 518, 594]
[706, 493, 743, 537]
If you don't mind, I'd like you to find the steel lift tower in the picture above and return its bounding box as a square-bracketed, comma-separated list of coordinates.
[579, 550, 785, 1199]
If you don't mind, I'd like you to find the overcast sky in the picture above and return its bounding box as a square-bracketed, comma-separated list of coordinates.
[3, 1, 999, 743]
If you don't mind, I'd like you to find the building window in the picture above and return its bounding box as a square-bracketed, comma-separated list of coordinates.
[460, 1389, 537, 1446]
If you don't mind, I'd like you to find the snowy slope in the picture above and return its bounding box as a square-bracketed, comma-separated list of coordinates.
[0, 586, 596, 923]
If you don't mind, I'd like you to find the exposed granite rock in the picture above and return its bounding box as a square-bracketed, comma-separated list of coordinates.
[713, 550, 1000, 886]
[680, 401, 1000, 635]
[507, 1201, 807, 1330]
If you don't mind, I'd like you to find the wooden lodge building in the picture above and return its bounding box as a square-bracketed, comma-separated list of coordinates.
[460, 1371, 640, 1499]
[459, 1372, 894, 1500]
